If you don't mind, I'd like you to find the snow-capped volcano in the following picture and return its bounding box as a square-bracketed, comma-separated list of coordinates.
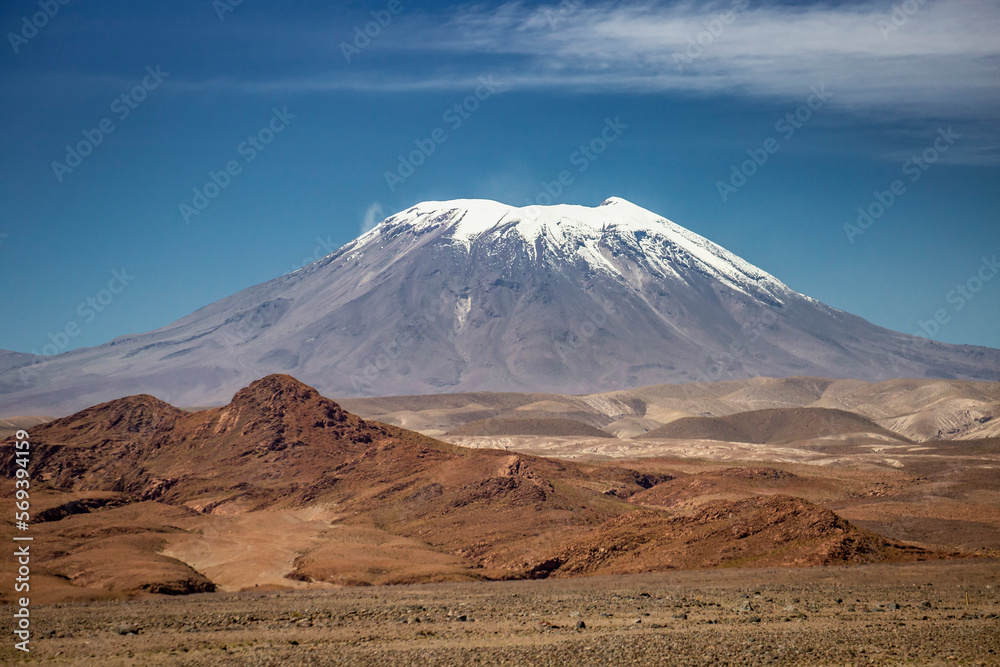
[364, 197, 791, 305]
[2, 197, 997, 415]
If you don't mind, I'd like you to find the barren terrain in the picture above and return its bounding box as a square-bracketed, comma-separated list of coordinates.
[3, 560, 998, 665]
[340, 375, 1000, 442]
[2, 375, 999, 664]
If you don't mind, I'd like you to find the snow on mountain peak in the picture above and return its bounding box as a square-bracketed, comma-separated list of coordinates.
[383, 197, 665, 240]
[357, 198, 792, 303]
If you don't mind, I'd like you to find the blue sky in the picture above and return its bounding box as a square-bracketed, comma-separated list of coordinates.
[1, 0, 998, 356]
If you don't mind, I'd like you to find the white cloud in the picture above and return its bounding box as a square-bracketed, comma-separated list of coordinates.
[400, 0, 1000, 117]
[360, 202, 384, 234]
[91, 0, 999, 163]
[150, 0, 999, 122]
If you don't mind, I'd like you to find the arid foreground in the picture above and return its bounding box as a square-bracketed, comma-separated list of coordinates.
[2, 560, 997, 665]
[3, 374, 999, 664]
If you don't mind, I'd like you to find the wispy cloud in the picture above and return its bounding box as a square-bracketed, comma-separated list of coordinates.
[36, 1, 1000, 124]
[360, 202, 384, 234]
[397, 0, 1000, 116]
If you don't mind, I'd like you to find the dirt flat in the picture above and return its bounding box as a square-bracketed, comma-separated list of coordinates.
[160, 507, 344, 591]
[4, 559, 998, 665]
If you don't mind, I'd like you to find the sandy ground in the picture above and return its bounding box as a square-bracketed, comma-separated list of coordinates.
[441, 434, 1000, 470]
[161, 507, 343, 591]
[4, 559, 998, 666]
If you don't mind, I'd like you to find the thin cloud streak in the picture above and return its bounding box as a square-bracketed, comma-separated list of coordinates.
[408, 0, 1000, 114]
[29, 1, 998, 124]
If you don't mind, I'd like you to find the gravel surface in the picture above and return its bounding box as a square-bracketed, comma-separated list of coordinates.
[6, 559, 999, 666]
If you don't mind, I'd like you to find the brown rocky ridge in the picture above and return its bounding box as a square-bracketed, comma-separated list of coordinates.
[1, 374, 948, 602]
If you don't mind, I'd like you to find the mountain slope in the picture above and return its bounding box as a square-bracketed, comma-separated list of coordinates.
[637, 407, 909, 444]
[3, 197, 998, 415]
